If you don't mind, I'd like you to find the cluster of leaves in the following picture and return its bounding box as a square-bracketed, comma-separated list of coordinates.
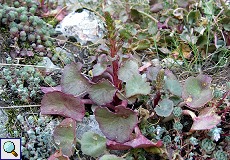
[0, 0, 229, 159]
[114, 0, 230, 71]
[0, 1, 55, 58]
[0, 56, 60, 105]
[40, 10, 229, 159]
[15, 113, 60, 160]
[0, 57, 43, 103]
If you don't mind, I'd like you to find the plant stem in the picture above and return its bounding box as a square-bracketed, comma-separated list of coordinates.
[137, 10, 158, 23]
[216, 90, 229, 108]
[153, 91, 161, 108]
[110, 39, 121, 90]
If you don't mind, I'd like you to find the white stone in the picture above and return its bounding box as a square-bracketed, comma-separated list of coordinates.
[55, 9, 105, 45]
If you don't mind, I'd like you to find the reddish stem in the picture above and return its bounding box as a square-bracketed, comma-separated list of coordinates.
[221, 133, 230, 136]
[153, 91, 161, 107]
[40, 0, 45, 7]
[110, 39, 121, 90]
[216, 90, 229, 108]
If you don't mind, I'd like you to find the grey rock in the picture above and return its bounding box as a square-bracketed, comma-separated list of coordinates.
[76, 115, 104, 140]
[55, 9, 105, 45]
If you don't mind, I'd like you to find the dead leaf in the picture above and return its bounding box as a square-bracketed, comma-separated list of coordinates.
[138, 107, 150, 121]
[172, 43, 192, 59]
[139, 62, 152, 72]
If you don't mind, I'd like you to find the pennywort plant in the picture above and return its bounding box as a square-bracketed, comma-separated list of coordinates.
[40, 12, 228, 159]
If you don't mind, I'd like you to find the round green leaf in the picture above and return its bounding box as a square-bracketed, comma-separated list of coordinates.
[92, 63, 107, 77]
[154, 99, 174, 117]
[80, 132, 106, 158]
[125, 74, 151, 97]
[118, 59, 139, 82]
[165, 78, 182, 96]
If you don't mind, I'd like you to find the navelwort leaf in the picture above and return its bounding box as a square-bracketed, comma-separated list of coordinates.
[99, 154, 125, 160]
[182, 74, 213, 108]
[88, 79, 117, 105]
[80, 131, 106, 158]
[53, 118, 76, 157]
[92, 54, 110, 76]
[48, 150, 70, 160]
[107, 126, 163, 150]
[61, 62, 91, 96]
[118, 59, 139, 82]
[190, 107, 221, 131]
[165, 78, 182, 96]
[154, 99, 174, 117]
[95, 106, 138, 143]
[41, 91, 85, 121]
[125, 74, 151, 98]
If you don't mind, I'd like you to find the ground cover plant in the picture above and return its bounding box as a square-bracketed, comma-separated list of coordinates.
[0, 0, 229, 160]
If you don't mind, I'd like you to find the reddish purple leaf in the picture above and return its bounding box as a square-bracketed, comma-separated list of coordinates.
[146, 66, 161, 81]
[61, 62, 91, 96]
[190, 107, 221, 131]
[138, 62, 152, 72]
[48, 150, 70, 160]
[164, 69, 177, 80]
[41, 85, 62, 93]
[41, 91, 85, 121]
[107, 127, 163, 150]
[92, 54, 110, 77]
[91, 71, 113, 83]
[95, 106, 138, 143]
[182, 74, 213, 108]
[88, 79, 117, 105]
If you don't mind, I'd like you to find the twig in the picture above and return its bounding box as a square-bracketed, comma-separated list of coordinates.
[0, 63, 62, 70]
[0, 105, 41, 109]
[137, 10, 159, 23]
[216, 90, 230, 108]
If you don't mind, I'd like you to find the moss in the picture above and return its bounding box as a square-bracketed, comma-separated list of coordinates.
[5, 109, 21, 136]
[43, 17, 59, 27]
[0, 28, 11, 52]
[22, 55, 43, 65]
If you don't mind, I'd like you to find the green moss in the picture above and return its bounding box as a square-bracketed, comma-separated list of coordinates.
[43, 17, 58, 27]
[5, 109, 21, 136]
[23, 55, 43, 65]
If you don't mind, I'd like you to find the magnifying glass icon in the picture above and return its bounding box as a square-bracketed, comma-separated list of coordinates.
[3, 141, 18, 157]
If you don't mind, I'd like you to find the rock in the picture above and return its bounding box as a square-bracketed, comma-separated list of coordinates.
[76, 115, 104, 140]
[55, 47, 75, 61]
[37, 57, 60, 73]
[162, 58, 183, 67]
[55, 9, 105, 45]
